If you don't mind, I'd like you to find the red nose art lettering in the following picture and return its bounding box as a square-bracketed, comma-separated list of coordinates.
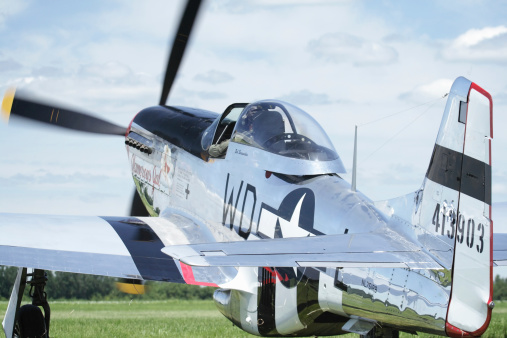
[131, 154, 152, 182]
[152, 167, 161, 187]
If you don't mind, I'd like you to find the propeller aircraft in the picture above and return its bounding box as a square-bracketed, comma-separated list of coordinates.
[1, 0, 506, 337]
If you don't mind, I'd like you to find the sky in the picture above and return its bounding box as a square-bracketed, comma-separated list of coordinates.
[1, 0, 507, 228]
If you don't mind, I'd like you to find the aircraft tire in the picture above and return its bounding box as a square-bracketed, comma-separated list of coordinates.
[17, 304, 47, 338]
[361, 326, 399, 338]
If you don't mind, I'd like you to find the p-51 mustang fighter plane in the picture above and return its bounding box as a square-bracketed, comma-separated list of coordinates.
[1, 0, 506, 337]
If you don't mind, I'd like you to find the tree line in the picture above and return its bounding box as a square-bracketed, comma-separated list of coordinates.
[0, 266, 213, 301]
[494, 275, 507, 301]
[4, 266, 507, 302]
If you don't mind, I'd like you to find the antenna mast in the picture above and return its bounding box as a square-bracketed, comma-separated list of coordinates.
[351, 125, 357, 192]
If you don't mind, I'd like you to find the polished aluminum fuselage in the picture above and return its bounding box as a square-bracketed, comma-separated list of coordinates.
[128, 116, 450, 336]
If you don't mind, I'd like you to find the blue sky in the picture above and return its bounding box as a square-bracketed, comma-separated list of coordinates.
[363, 1, 507, 39]
[1, 0, 507, 227]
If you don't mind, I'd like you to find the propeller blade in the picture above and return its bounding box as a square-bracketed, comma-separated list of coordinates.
[116, 278, 147, 295]
[130, 189, 150, 217]
[159, 0, 203, 106]
[1, 88, 127, 136]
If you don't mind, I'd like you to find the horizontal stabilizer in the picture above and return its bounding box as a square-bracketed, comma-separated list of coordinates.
[162, 231, 443, 270]
[493, 233, 507, 266]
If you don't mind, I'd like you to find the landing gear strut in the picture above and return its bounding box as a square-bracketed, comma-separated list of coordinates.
[2, 268, 51, 338]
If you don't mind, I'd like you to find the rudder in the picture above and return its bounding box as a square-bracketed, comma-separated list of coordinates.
[416, 77, 493, 336]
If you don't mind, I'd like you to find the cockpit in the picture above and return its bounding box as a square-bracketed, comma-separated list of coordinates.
[202, 100, 345, 175]
[233, 101, 340, 161]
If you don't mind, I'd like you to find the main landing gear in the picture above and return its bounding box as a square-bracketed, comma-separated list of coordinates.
[2, 268, 51, 338]
[360, 326, 400, 338]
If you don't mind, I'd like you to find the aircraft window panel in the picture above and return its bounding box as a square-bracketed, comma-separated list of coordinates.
[213, 107, 243, 144]
[204, 103, 247, 158]
[221, 107, 243, 125]
[232, 100, 340, 162]
[201, 117, 219, 151]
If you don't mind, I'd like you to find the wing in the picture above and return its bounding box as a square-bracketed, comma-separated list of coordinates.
[0, 213, 185, 282]
[162, 231, 443, 270]
[0, 212, 240, 287]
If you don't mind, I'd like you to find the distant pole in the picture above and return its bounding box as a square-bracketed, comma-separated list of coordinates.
[351, 125, 357, 192]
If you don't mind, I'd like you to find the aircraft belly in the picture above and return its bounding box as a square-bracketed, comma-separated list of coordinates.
[318, 271, 346, 316]
[239, 267, 349, 337]
[340, 267, 448, 335]
[239, 288, 261, 335]
[274, 269, 305, 334]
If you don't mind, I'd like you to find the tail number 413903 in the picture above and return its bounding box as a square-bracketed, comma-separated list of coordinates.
[432, 203, 485, 254]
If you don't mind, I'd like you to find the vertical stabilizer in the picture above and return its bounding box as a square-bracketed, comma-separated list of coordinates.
[416, 77, 493, 336]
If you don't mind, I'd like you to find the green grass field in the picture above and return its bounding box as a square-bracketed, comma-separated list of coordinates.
[1, 300, 507, 337]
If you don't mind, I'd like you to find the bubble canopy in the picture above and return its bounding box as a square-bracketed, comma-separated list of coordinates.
[232, 100, 339, 162]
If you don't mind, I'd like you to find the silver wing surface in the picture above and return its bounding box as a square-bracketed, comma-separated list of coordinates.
[0, 213, 185, 282]
[492, 202, 507, 266]
[493, 233, 507, 266]
[162, 231, 443, 270]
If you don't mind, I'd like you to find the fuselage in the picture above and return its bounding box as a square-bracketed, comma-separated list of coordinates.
[126, 104, 451, 336]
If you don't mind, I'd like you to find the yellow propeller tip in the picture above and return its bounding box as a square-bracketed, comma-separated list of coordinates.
[116, 281, 147, 295]
[1, 88, 15, 122]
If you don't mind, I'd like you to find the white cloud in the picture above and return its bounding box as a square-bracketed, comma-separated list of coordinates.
[0, 58, 22, 72]
[0, 0, 28, 29]
[79, 62, 134, 83]
[251, 0, 346, 5]
[173, 87, 227, 103]
[209, 0, 349, 14]
[454, 26, 507, 48]
[31, 66, 64, 77]
[308, 32, 398, 66]
[399, 79, 453, 103]
[493, 182, 507, 196]
[441, 26, 507, 63]
[194, 70, 234, 84]
[2, 171, 114, 187]
[277, 90, 333, 106]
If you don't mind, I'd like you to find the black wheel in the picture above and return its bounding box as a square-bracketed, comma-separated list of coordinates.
[17, 304, 47, 338]
[360, 326, 400, 338]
